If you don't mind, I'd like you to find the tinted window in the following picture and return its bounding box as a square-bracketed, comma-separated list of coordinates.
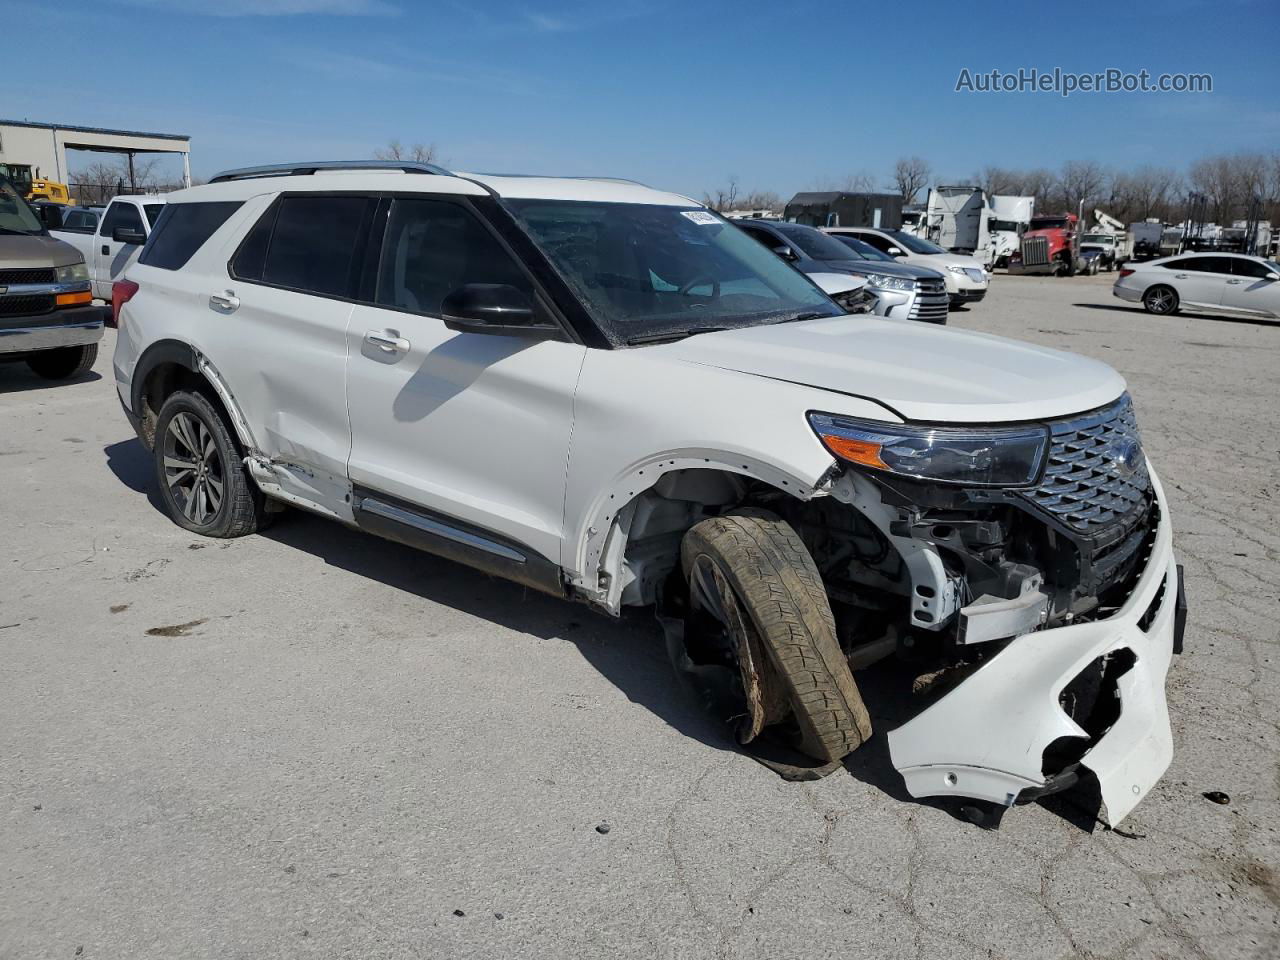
[139, 201, 243, 271]
[854, 231, 894, 254]
[62, 209, 98, 233]
[252, 195, 374, 298]
[1172, 256, 1232, 274]
[100, 201, 143, 238]
[230, 202, 277, 282]
[738, 225, 781, 249]
[377, 198, 532, 316]
[144, 204, 165, 226]
[776, 225, 858, 261]
[833, 235, 894, 262]
[1229, 257, 1274, 279]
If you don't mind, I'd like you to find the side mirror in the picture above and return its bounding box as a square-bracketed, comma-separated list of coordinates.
[113, 226, 147, 245]
[772, 244, 797, 261]
[886, 246, 904, 256]
[1266, 272, 1280, 282]
[441, 283, 560, 338]
[38, 205, 64, 230]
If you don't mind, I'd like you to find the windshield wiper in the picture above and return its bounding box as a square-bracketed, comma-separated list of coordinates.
[767, 311, 831, 325]
[626, 326, 729, 346]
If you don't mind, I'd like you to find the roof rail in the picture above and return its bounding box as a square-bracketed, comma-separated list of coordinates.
[464, 172, 650, 187]
[208, 160, 453, 183]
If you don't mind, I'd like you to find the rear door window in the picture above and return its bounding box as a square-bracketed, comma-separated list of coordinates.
[1229, 257, 1273, 279]
[233, 195, 375, 298]
[139, 201, 243, 270]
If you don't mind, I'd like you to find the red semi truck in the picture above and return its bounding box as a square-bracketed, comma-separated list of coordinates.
[1008, 212, 1083, 276]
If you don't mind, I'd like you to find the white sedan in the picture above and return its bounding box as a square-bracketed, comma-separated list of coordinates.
[1113, 253, 1280, 320]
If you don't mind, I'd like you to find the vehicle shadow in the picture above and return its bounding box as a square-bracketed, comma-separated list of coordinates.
[0, 364, 101, 393]
[1073, 302, 1280, 328]
[104, 438, 168, 513]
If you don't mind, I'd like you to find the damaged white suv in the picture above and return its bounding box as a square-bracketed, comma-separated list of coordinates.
[113, 162, 1185, 826]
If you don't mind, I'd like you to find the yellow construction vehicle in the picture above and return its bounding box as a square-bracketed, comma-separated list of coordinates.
[0, 163, 74, 205]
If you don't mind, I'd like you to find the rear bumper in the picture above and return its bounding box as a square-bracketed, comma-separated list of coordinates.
[888, 468, 1180, 826]
[0, 306, 104, 355]
[1112, 284, 1143, 303]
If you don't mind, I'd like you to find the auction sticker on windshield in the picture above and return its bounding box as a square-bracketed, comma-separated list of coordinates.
[681, 211, 720, 225]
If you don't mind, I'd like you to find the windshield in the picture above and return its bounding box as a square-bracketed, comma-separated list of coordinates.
[886, 230, 946, 255]
[0, 178, 44, 235]
[776, 224, 861, 262]
[989, 219, 1023, 233]
[1030, 218, 1069, 230]
[505, 200, 841, 344]
[1082, 234, 1113, 243]
[831, 235, 895, 262]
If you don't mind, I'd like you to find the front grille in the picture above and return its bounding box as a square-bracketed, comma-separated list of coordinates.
[0, 295, 55, 317]
[0, 268, 56, 285]
[909, 292, 950, 323]
[917, 278, 947, 296]
[1022, 394, 1151, 538]
[1022, 236, 1050, 266]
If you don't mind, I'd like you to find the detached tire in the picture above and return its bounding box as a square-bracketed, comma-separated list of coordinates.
[153, 389, 270, 538]
[27, 343, 97, 380]
[681, 509, 872, 763]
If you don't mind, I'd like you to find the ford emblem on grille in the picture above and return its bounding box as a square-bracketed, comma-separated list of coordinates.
[1111, 437, 1142, 478]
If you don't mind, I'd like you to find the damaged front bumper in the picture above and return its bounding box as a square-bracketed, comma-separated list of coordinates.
[887, 472, 1182, 827]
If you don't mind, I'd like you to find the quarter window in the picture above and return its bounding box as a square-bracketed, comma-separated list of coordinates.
[139, 201, 243, 271]
[375, 197, 532, 316]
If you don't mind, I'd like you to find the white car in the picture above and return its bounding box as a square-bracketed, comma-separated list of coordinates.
[824, 227, 990, 308]
[1113, 252, 1280, 319]
[51, 194, 166, 301]
[112, 161, 1183, 826]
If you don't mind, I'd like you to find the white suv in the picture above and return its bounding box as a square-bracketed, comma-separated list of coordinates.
[113, 161, 1184, 826]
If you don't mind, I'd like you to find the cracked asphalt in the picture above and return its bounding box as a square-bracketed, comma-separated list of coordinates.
[2, 274, 1278, 959]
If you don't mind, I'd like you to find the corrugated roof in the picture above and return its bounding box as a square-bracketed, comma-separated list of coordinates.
[0, 119, 189, 142]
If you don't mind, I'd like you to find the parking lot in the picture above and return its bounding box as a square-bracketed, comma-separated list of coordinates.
[2, 273, 1277, 960]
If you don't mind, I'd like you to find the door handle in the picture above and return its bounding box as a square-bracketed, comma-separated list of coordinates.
[1174, 274, 1188, 279]
[209, 291, 240, 311]
[1226, 279, 1243, 284]
[365, 330, 410, 354]
[101, 245, 110, 256]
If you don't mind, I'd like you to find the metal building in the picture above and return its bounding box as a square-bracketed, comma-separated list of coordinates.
[0, 119, 191, 190]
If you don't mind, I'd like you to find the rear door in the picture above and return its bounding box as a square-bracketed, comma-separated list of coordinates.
[344, 195, 586, 565]
[202, 192, 377, 510]
[1223, 256, 1280, 316]
[94, 201, 148, 299]
[1163, 256, 1231, 308]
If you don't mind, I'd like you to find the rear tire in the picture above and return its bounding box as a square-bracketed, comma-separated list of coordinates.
[681, 509, 872, 764]
[153, 390, 269, 538]
[1143, 285, 1179, 315]
[26, 343, 97, 380]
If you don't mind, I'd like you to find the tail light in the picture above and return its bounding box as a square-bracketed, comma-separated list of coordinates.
[111, 278, 139, 328]
[1117, 268, 1135, 279]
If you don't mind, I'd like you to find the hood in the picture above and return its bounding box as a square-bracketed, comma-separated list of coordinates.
[656, 315, 1126, 424]
[908, 251, 987, 271]
[0, 232, 84, 269]
[1023, 227, 1071, 243]
[806, 272, 869, 296]
[810, 259, 945, 281]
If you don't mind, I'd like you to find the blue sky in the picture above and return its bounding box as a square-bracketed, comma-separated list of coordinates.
[3, 0, 1277, 197]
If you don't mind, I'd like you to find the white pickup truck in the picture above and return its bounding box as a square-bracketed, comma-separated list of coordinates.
[51, 194, 166, 300]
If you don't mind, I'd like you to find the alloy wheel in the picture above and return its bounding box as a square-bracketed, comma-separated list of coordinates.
[162, 411, 224, 525]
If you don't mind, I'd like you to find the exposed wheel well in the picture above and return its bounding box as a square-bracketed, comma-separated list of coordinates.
[136, 360, 234, 452]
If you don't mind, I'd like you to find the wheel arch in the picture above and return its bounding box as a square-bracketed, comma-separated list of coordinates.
[131, 339, 255, 454]
[567, 450, 835, 614]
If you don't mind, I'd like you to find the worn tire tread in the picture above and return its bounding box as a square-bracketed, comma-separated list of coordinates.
[681, 508, 872, 762]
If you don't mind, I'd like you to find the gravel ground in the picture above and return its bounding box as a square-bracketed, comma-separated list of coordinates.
[2, 273, 1278, 960]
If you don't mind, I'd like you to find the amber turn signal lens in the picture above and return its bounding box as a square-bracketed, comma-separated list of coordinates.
[817, 433, 888, 470]
[55, 291, 93, 307]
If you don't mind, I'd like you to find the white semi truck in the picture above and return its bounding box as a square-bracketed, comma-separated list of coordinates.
[988, 195, 1035, 269]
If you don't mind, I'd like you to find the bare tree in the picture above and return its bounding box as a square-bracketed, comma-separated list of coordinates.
[1109, 166, 1182, 222]
[1055, 160, 1109, 214]
[974, 165, 1025, 197]
[892, 156, 931, 203]
[701, 175, 740, 212]
[70, 157, 165, 203]
[374, 139, 439, 164]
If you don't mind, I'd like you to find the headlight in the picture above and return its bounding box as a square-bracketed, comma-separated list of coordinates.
[807, 413, 1048, 486]
[862, 272, 915, 292]
[55, 261, 90, 285]
[947, 265, 967, 275]
[833, 286, 878, 314]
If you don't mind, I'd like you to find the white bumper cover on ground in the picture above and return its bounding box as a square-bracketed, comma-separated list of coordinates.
[887, 472, 1177, 826]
